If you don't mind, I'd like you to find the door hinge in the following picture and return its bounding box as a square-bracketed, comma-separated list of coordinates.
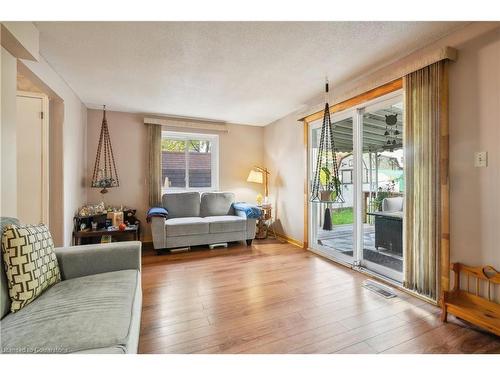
[41, 112, 44, 120]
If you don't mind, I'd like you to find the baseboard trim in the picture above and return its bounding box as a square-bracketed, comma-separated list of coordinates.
[274, 232, 304, 248]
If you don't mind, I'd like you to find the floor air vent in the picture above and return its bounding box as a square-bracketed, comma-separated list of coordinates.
[362, 280, 397, 299]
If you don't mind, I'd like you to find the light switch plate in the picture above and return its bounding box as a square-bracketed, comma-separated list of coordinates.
[474, 151, 488, 167]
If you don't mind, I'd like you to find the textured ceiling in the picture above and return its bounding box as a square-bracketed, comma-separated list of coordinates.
[35, 22, 467, 125]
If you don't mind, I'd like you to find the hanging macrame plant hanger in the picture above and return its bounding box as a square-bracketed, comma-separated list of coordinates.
[310, 80, 344, 230]
[91, 105, 120, 194]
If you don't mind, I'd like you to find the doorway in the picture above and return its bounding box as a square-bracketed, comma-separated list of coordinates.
[16, 91, 50, 226]
[308, 91, 404, 283]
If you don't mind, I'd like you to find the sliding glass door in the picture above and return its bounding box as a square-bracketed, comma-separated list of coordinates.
[309, 92, 404, 283]
[309, 112, 355, 266]
[360, 98, 404, 282]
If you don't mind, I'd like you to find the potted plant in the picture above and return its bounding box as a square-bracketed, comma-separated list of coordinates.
[319, 167, 341, 202]
[373, 181, 396, 210]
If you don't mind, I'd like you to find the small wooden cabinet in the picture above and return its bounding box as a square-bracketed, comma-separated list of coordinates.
[73, 225, 140, 246]
[72, 211, 140, 245]
[255, 205, 273, 239]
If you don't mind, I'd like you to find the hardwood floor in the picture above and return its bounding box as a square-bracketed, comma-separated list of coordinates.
[138, 239, 500, 354]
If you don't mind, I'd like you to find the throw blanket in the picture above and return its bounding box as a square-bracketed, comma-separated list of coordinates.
[232, 203, 261, 219]
[146, 207, 169, 222]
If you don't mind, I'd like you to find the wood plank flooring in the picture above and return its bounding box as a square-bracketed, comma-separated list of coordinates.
[138, 239, 500, 354]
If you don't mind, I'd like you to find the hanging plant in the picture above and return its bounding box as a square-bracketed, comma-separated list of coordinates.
[310, 79, 344, 204]
[319, 167, 341, 202]
[91, 105, 120, 194]
[310, 79, 344, 231]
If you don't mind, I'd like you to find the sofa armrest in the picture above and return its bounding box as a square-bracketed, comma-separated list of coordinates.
[150, 216, 167, 249]
[245, 218, 257, 240]
[235, 210, 249, 220]
[235, 211, 258, 239]
[55, 241, 141, 280]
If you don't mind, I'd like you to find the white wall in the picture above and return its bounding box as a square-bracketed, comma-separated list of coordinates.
[264, 110, 305, 242]
[449, 27, 500, 270]
[23, 55, 88, 246]
[0, 47, 17, 217]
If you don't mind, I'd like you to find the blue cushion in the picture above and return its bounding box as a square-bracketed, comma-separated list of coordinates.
[146, 207, 169, 222]
[232, 203, 262, 219]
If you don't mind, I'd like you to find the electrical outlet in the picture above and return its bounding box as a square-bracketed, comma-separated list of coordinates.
[474, 151, 488, 168]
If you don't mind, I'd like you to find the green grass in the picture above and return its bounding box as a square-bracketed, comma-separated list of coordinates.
[332, 207, 354, 225]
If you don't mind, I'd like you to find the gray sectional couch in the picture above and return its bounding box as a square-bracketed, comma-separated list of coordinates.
[0, 217, 142, 354]
[151, 192, 257, 251]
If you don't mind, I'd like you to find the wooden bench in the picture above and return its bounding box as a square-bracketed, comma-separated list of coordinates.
[442, 263, 500, 336]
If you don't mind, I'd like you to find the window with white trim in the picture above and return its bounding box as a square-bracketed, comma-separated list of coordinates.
[161, 131, 219, 192]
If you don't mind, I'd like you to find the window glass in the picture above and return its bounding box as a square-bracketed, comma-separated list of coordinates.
[188, 140, 212, 188]
[161, 132, 218, 191]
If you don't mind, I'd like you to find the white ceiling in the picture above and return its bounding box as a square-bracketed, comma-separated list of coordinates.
[35, 22, 467, 126]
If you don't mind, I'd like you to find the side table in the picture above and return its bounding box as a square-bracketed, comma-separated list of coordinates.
[255, 204, 277, 240]
[73, 225, 140, 246]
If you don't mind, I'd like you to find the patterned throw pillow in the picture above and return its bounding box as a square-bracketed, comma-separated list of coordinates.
[1, 224, 61, 312]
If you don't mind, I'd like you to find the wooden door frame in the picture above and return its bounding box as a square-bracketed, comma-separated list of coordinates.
[300, 76, 450, 304]
[438, 61, 450, 303]
[16, 90, 50, 226]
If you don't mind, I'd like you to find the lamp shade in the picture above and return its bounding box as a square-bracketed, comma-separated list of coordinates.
[247, 170, 264, 184]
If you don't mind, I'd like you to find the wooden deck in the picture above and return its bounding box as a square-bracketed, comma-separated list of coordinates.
[138, 239, 500, 354]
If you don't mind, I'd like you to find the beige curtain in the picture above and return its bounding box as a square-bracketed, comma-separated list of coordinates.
[403, 61, 446, 300]
[148, 123, 162, 207]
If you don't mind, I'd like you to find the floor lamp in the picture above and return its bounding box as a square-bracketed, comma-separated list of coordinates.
[247, 166, 270, 204]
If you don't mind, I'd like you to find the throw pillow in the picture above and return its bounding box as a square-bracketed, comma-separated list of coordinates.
[1, 224, 61, 312]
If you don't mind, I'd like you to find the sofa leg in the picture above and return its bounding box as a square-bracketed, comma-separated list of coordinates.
[156, 248, 169, 255]
[246, 239, 253, 246]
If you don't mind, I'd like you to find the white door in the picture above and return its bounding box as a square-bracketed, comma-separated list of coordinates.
[359, 96, 404, 283]
[308, 91, 405, 284]
[308, 111, 357, 266]
[16, 92, 49, 225]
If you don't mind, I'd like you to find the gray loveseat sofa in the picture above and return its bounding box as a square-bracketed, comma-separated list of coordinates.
[151, 192, 257, 251]
[0, 217, 142, 354]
